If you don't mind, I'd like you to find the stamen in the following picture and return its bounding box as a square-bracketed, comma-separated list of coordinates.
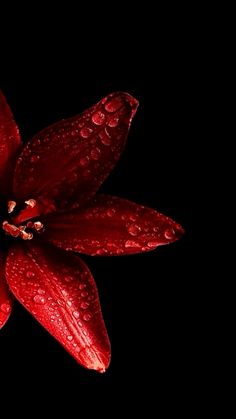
[20, 230, 33, 240]
[8, 201, 16, 214]
[25, 199, 36, 208]
[2, 221, 20, 238]
[2, 199, 44, 241]
[33, 221, 44, 231]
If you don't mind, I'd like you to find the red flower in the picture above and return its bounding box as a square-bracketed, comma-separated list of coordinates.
[0, 90, 184, 372]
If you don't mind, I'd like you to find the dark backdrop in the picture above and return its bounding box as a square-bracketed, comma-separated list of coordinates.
[0, 21, 195, 411]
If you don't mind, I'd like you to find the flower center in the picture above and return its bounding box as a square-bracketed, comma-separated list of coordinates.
[1, 199, 44, 240]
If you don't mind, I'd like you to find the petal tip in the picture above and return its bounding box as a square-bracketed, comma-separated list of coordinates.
[104, 91, 139, 116]
[80, 347, 111, 373]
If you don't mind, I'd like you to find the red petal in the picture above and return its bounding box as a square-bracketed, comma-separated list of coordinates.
[0, 90, 21, 195]
[0, 251, 13, 329]
[13, 92, 138, 212]
[43, 195, 184, 256]
[6, 243, 110, 372]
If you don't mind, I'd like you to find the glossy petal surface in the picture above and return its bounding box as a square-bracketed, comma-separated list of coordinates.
[0, 251, 13, 329]
[6, 243, 110, 372]
[13, 92, 138, 213]
[43, 195, 184, 255]
[0, 90, 21, 195]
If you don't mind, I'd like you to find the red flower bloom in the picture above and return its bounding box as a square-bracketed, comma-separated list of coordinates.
[0, 90, 184, 372]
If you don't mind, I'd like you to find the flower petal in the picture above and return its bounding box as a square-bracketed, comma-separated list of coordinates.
[0, 90, 21, 195]
[6, 243, 110, 372]
[43, 195, 184, 255]
[13, 92, 138, 212]
[0, 251, 13, 329]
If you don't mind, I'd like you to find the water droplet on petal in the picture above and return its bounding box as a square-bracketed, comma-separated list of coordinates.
[107, 208, 116, 217]
[79, 156, 90, 167]
[37, 288, 46, 295]
[80, 127, 92, 138]
[79, 284, 86, 290]
[80, 302, 90, 309]
[90, 147, 101, 160]
[73, 311, 80, 319]
[30, 155, 40, 163]
[105, 97, 123, 112]
[83, 313, 92, 321]
[128, 224, 141, 236]
[67, 301, 72, 307]
[26, 271, 35, 278]
[164, 228, 176, 240]
[99, 129, 111, 146]
[33, 295, 46, 304]
[147, 240, 160, 248]
[67, 335, 73, 341]
[0, 303, 11, 314]
[91, 111, 106, 125]
[81, 291, 88, 298]
[108, 117, 119, 127]
[64, 275, 74, 282]
[125, 240, 141, 248]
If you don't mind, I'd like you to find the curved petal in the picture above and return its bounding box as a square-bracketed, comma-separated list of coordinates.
[0, 90, 21, 195]
[13, 92, 138, 213]
[0, 250, 13, 329]
[6, 243, 110, 372]
[43, 195, 184, 256]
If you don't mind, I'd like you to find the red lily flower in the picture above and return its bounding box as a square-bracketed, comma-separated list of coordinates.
[0, 90, 184, 372]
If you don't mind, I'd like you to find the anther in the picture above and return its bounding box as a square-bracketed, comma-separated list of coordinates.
[20, 230, 33, 240]
[2, 221, 20, 237]
[25, 199, 36, 208]
[7, 201, 16, 214]
[33, 221, 44, 231]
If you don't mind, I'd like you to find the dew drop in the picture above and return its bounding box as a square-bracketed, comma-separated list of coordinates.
[128, 224, 141, 236]
[73, 311, 80, 319]
[64, 275, 74, 283]
[26, 271, 35, 278]
[108, 117, 119, 127]
[83, 313, 92, 322]
[80, 127, 92, 138]
[147, 240, 160, 248]
[164, 228, 175, 240]
[30, 155, 40, 163]
[90, 147, 101, 160]
[67, 335, 73, 341]
[79, 283, 86, 290]
[37, 288, 46, 295]
[125, 240, 141, 248]
[33, 295, 46, 304]
[99, 129, 112, 146]
[81, 291, 88, 298]
[67, 300, 72, 307]
[105, 97, 123, 112]
[0, 303, 11, 314]
[80, 301, 89, 309]
[107, 208, 116, 217]
[79, 156, 89, 167]
[91, 111, 106, 125]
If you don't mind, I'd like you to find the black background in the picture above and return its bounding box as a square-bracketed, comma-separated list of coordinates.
[0, 15, 196, 411]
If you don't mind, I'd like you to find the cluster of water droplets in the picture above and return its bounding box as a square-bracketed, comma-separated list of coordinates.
[50, 197, 179, 256]
[14, 94, 133, 210]
[7, 249, 101, 353]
